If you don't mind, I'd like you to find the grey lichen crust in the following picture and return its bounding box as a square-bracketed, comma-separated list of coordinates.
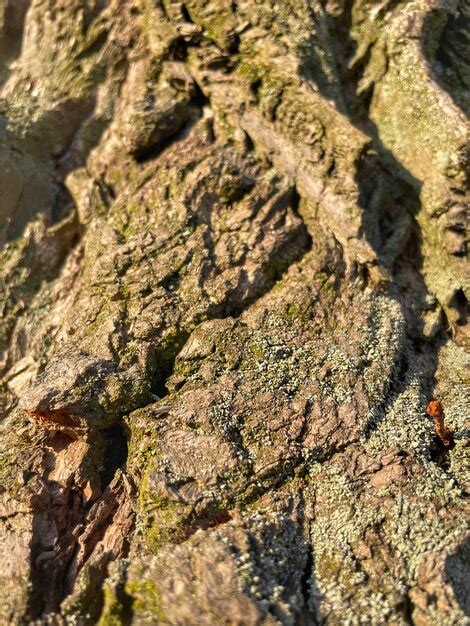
[0, 1, 468, 625]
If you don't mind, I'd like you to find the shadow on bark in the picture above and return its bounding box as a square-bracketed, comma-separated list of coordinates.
[298, 1, 451, 441]
[422, 2, 470, 119]
[444, 535, 470, 616]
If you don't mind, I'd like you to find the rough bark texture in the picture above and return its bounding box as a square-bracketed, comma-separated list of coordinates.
[0, 0, 468, 624]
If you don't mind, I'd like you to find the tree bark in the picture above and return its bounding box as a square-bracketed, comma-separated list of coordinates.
[0, 0, 468, 623]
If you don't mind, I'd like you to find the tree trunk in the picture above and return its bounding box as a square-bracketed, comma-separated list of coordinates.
[0, 0, 468, 623]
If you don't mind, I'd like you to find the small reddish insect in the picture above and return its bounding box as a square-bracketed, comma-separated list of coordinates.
[426, 399, 454, 448]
